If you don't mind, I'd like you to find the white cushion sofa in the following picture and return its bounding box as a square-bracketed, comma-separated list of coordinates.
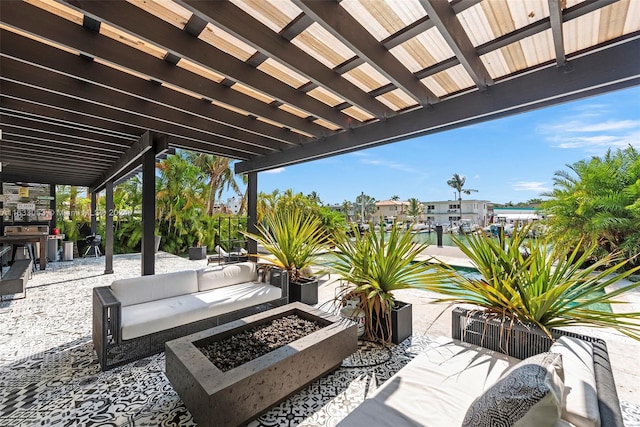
[338, 333, 623, 427]
[92, 262, 288, 370]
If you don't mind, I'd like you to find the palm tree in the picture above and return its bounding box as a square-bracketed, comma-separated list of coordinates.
[307, 191, 322, 205]
[391, 195, 400, 201]
[355, 193, 376, 222]
[407, 198, 423, 222]
[447, 173, 478, 226]
[187, 153, 241, 216]
[341, 200, 353, 222]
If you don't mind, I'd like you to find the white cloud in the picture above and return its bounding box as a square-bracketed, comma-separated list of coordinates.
[537, 105, 640, 154]
[263, 167, 285, 174]
[512, 181, 550, 192]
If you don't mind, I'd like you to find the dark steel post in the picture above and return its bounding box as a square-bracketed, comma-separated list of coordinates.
[49, 184, 56, 233]
[246, 172, 258, 260]
[90, 191, 97, 235]
[436, 225, 443, 248]
[141, 143, 155, 275]
[104, 181, 113, 274]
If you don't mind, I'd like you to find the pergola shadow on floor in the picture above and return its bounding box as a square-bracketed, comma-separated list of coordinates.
[1, 253, 640, 426]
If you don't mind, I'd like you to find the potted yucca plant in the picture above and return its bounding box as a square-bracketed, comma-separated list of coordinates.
[330, 223, 452, 344]
[242, 207, 327, 305]
[428, 225, 640, 355]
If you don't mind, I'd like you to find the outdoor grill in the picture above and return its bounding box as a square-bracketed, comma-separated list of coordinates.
[83, 234, 102, 258]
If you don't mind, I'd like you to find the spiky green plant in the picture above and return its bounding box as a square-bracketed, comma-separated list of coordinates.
[242, 207, 327, 283]
[428, 225, 640, 340]
[330, 224, 452, 342]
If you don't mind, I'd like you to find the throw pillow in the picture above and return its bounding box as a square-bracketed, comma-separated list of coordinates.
[462, 352, 565, 427]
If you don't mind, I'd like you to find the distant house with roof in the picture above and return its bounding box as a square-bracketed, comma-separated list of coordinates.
[375, 200, 409, 223]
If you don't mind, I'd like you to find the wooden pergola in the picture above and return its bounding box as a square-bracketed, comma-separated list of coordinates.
[1, 0, 639, 274]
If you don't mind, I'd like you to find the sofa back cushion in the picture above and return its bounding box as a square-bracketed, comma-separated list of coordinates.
[462, 352, 564, 427]
[550, 336, 600, 427]
[197, 262, 258, 292]
[111, 270, 198, 307]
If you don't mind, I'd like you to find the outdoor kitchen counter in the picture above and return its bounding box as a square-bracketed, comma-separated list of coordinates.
[0, 234, 48, 270]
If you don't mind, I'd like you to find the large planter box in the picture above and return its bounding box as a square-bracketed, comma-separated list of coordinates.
[188, 246, 207, 260]
[289, 277, 318, 305]
[165, 302, 357, 427]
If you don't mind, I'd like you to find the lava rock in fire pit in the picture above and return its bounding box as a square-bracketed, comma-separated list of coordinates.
[197, 314, 322, 371]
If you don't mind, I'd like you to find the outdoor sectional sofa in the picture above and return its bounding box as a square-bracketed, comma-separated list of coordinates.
[338, 309, 623, 427]
[92, 262, 288, 370]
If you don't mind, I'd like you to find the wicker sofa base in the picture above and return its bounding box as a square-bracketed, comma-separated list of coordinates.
[95, 298, 288, 371]
[451, 307, 623, 427]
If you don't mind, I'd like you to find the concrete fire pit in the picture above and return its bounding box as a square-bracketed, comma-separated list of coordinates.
[165, 302, 357, 426]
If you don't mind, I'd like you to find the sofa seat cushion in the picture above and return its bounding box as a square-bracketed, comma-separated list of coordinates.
[112, 270, 198, 307]
[337, 337, 519, 426]
[197, 262, 257, 292]
[120, 282, 282, 340]
[550, 337, 599, 427]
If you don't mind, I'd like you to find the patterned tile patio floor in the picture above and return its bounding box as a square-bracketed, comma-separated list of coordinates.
[1, 252, 639, 426]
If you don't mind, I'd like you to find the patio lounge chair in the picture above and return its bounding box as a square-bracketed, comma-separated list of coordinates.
[209, 245, 248, 264]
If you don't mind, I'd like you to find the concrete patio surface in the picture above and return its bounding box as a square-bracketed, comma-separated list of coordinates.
[1, 251, 638, 426]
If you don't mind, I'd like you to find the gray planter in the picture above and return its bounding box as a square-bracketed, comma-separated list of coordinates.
[289, 277, 318, 305]
[375, 300, 412, 344]
[188, 246, 207, 260]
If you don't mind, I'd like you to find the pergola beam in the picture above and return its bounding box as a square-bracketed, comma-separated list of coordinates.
[61, 0, 354, 130]
[294, 0, 438, 106]
[236, 38, 640, 173]
[0, 59, 267, 159]
[419, 0, 492, 91]
[90, 131, 168, 193]
[0, 2, 321, 140]
[1, 87, 251, 160]
[548, 0, 567, 67]
[0, 31, 289, 153]
[176, 0, 395, 120]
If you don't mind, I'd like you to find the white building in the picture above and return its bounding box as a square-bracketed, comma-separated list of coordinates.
[492, 207, 543, 224]
[422, 199, 491, 227]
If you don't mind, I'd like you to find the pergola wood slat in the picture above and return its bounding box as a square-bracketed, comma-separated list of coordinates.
[548, 0, 567, 67]
[294, 0, 438, 106]
[419, 0, 493, 90]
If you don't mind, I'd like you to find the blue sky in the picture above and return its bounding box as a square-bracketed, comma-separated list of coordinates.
[239, 85, 640, 206]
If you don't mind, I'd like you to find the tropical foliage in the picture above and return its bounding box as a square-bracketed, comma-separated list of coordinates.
[541, 146, 640, 267]
[242, 207, 327, 283]
[329, 224, 451, 342]
[55, 150, 248, 255]
[427, 226, 640, 340]
[257, 189, 345, 238]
